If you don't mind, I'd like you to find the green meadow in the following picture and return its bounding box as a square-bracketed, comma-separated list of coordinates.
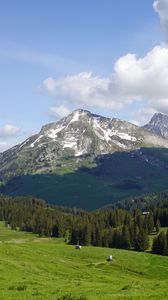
[0, 222, 168, 300]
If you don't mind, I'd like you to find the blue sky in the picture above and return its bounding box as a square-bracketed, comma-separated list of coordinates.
[0, 0, 168, 151]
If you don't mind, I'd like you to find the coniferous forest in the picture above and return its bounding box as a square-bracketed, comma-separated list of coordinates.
[1, 193, 168, 256]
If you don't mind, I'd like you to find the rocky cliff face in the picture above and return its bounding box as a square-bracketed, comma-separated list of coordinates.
[144, 112, 168, 139]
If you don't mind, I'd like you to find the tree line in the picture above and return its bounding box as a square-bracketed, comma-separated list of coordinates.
[0, 194, 168, 255]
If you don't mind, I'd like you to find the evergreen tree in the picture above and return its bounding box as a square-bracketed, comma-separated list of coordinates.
[155, 219, 160, 233]
[94, 226, 103, 247]
[152, 231, 166, 255]
[146, 214, 154, 234]
[134, 229, 149, 252]
[82, 224, 91, 246]
[165, 230, 168, 256]
[121, 225, 131, 249]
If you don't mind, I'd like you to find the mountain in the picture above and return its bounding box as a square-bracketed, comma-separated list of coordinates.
[144, 112, 168, 138]
[1, 109, 168, 210]
[1, 109, 168, 172]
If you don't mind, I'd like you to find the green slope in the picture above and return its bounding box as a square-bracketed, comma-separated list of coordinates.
[0, 172, 145, 210]
[1, 148, 168, 210]
[0, 222, 168, 300]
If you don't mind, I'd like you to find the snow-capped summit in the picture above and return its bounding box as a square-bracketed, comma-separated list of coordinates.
[18, 109, 155, 155]
[1, 109, 168, 181]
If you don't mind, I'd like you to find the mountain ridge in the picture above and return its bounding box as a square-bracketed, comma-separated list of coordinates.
[3, 109, 168, 152]
[1, 109, 168, 180]
[1, 109, 168, 209]
[143, 112, 168, 138]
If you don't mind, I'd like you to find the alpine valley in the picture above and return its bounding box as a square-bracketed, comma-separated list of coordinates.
[1, 109, 168, 210]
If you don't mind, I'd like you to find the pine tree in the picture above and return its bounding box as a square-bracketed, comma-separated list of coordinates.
[152, 231, 166, 255]
[94, 226, 103, 247]
[165, 230, 168, 256]
[152, 236, 160, 254]
[146, 214, 154, 234]
[155, 219, 160, 233]
[134, 229, 149, 252]
[82, 224, 91, 246]
[121, 225, 131, 249]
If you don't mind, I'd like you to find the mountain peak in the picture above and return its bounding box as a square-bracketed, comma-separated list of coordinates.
[72, 108, 89, 114]
[2, 110, 168, 159]
[69, 109, 91, 121]
[151, 112, 168, 120]
[144, 112, 168, 138]
[1, 109, 168, 187]
[69, 109, 109, 121]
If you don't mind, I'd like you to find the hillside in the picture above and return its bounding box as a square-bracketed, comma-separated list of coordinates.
[0, 222, 167, 300]
[1, 148, 168, 210]
[1, 110, 168, 209]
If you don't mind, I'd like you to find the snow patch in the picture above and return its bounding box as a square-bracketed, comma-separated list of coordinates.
[102, 129, 112, 142]
[75, 149, 87, 157]
[63, 141, 77, 149]
[92, 117, 137, 143]
[19, 138, 30, 149]
[47, 125, 65, 138]
[93, 118, 110, 141]
[69, 111, 80, 124]
[30, 135, 43, 148]
[115, 132, 137, 141]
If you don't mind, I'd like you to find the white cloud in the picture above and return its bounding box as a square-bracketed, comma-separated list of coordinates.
[39, 0, 168, 124]
[49, 105, 71, 118]
[41, 44, 168, 115]
[111, 45, 168, 111]
[153, 0, 168, 38]
[0, 124, 20, 139]
[41, 72, 130, 111]
[0, 142, 12, 152]
[42, 73, 117, 109]
[131, 107, 157, 126]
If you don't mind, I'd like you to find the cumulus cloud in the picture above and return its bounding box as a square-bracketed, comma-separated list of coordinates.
[0, 124, 20, 139]
[111, 45, 168, 112]
[41, 44, 168, 115]
[153, 0, 168, 38]
[49, 105, 71, 118]
[42, 73, 117, 109]
[40, 0, 168, 124]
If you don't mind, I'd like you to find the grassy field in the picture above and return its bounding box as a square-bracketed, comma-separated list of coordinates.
[0, 223, 168, 299]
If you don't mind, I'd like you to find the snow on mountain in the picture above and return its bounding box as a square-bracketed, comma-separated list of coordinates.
[20, 109, 143, 155]
[1, 109, 168, 181]
[5, 110, 168, 157]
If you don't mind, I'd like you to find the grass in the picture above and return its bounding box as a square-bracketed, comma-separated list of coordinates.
[0, 222, 38, 242]
[148, 227, 168, 250]
[0, 222, 168, 299]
